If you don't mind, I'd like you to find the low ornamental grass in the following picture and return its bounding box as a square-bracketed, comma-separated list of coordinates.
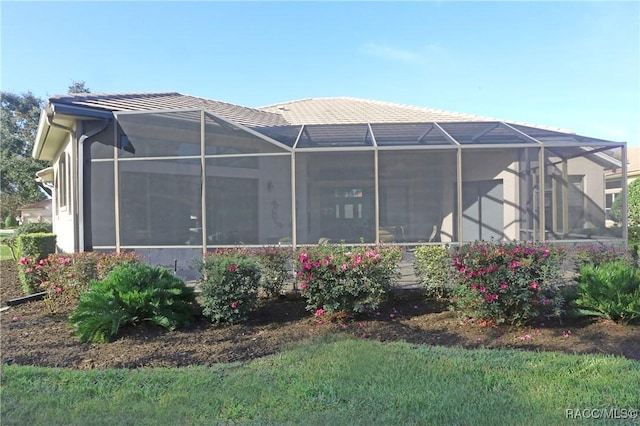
[450, 241, 566, 325]
[295, 244, 402, 316]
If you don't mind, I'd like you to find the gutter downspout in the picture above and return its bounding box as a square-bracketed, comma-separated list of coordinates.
[46, 109, 111, 252]
[77, 119, 111, 252]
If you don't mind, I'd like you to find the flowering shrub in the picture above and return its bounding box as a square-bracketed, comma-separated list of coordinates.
[17, 255, 51, 294]
[450, 241, 566, 325]
[569, 244, 631, 271]
[96, 251, 141, 280]
[17, 251, 141, 313]
[197, 252, 261, 324]
[295, 244, 402, 316]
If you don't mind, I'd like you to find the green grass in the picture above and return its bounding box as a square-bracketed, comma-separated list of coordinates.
[0, 243, 13, 261]
[2, 335, 639, 425]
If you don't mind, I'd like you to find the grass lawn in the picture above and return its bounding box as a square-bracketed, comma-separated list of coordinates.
[0, 243, 13, 261]
[2, 336, 639, 426]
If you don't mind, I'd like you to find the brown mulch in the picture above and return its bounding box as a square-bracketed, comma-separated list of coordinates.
[1, 259, 639, 369]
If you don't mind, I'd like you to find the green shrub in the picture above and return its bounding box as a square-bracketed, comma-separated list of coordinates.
[4, 214, 18, 228]
[69, 263, 196, 343]
[413, 246, 453, 299]
[197, 252, 261, 324]
[610, 178, 640, 225]
[255, 246, 292, 298]
[575, 261, 640, 324]
[16, 233, 56, 294]
[295, 245, 402, 316]
[450, 241, 565, 325]
[6, 222, 53, 260]
[570, 244, 630, 271]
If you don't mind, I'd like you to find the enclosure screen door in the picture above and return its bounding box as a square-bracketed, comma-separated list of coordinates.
[462, 179, 504, 241]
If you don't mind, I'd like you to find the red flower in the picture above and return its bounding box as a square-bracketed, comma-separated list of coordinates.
[228, 264, 237, 272]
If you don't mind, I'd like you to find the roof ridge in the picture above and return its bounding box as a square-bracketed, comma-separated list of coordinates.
[50, 91, 181, 102]
[180, 93, 279, 115]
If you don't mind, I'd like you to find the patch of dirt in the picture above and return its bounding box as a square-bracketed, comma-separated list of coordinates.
[1, 259, 639, 369]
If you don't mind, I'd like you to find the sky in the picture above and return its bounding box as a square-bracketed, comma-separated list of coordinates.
[1, 1, 639, 145]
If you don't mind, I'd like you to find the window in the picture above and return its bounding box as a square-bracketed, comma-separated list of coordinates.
[58, 154, 69, 211]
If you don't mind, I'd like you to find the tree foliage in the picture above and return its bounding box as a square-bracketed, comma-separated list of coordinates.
[67, 81, 90, 94]
[0, 91, 50, 219]
[610, 178, 640, 226]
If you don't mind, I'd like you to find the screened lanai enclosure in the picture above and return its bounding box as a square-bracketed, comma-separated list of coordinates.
[83, 108, 627, 278]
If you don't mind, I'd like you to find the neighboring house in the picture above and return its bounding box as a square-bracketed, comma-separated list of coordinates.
[605, 146, 640, 224]
[18, 199, 52, 224]
[31, 92, 626, 279]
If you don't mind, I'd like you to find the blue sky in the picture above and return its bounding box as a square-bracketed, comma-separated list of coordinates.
[2, 1, 638, 145]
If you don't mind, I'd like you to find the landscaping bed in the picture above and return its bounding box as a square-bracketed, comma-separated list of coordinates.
[1, 259, 639, 369]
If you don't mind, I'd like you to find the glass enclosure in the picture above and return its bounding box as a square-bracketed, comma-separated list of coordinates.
[83, 110, 627, 279]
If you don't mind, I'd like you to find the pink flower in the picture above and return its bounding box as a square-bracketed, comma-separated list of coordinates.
[55, 287, 62, 293]
[231, 301, 238, 309]
[314, 308, 325, 317]
[299, 252, 308, 263]
[500, 283, 508, 290]
[19, 257, 30, 265]
[484, 294, 498, 302]
[340, 264, 348, 271]
[471, 284, 478, 290]
[300, 282, 308, 289]
[562, 330, 571, 338]
[542, 298, 550, 305]
[25, 268, 32, 273]
[228, 264, 237, 272]
[323, 259, 330, 266]
[510, 261, 520, 269]
[304, 262, 312, 270]
[520, 334, 532, 341]
[479, 286, 487, 293]
[543, 249, 550, 257]
[530, 282, 538, 290]
[313, 261, 321, 268]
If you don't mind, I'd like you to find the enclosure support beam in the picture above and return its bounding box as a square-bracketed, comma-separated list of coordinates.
[538, 147, 546, 241]
[456, 147, 463, 243]
[562, 158, 569, 236]
[370, 124, 380, 246]
[201, 110, 207, 256]
[622, 144, 628, 243]
[114, 123, 121, 253]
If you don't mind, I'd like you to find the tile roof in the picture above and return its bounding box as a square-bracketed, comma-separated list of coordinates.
[257, 97, 571, 132]
[49, 92, 288, 127]
[19, 199, 52, 210]
[50, 92, 572, 132]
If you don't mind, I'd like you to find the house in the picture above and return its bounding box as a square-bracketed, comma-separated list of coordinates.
[605, 146, 639, 225]
[18, 199, 52, 224]
[32, 92, 627, 279]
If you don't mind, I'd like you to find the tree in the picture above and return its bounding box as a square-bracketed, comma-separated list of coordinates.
[0, 91, 50, 219]
[68, 80, 90, 94]
[610, 178, 640, 226]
